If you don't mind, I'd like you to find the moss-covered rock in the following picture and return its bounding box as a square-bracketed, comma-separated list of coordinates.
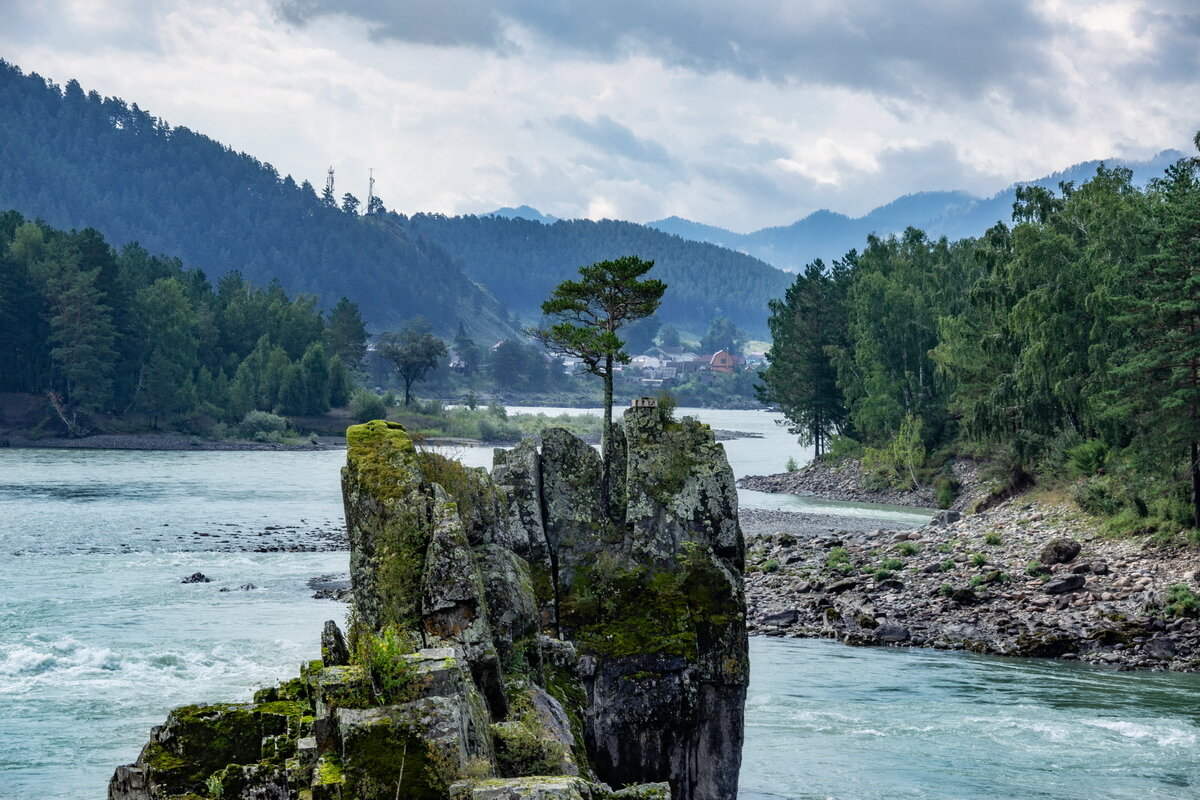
[111, 409, 747, 800]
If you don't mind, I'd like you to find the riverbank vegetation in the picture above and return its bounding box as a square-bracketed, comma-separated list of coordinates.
[0, 211, 361, 436]
[759, 138, 1200, 540]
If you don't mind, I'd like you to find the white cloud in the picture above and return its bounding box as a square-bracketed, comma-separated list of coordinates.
[0, 0, 1195, 232]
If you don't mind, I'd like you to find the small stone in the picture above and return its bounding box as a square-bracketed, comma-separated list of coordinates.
[181, 572, 211, 584]
[827, 579, 858, 594]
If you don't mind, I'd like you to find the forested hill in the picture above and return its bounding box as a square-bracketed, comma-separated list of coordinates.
[400, 213, 792, 336]
[0, 60, 514, 340]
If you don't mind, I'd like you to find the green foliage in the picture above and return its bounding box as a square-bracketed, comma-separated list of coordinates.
[983, 532, 1003, 546]
[238, 410, 288, 440]
[1067, 439, 1109, 477]
[872, 568, 894, 581]
[827, 435, 864, 460]
[939, 559, 955, 572]
[756, 141, 1200, 528]
[699, 317, 745, 356]
[1163, 584, 1200, 619]
[349, 625, 422, 705]
[895, 542, 920, 556]
[862, 414, 926, 490]
[761, 559, 781, 574]
[376, 318, 448, 406]
[785, 456, 799, 472]
[878, 557, 904, 571]
[758, 259, 852, 458]
[970, 553, 987, 568]
[350, 389, 388, 423]
[824, 547, 853, 575]
[938, 583, 954, 597]
[531, 255, 666, 435]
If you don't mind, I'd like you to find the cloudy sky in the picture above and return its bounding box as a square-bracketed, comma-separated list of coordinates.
[2, 0, 1197, 231]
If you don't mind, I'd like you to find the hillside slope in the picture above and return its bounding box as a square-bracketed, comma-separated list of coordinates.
[0, 60, 514, 340]
[401, 213, 793, 336]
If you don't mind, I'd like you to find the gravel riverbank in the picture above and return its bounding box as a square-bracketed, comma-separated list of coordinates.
[745, 496, 1200, 672]
[739, 457, 981, 511]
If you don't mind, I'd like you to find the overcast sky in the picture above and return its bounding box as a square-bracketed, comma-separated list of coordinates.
[2, 0, 1197, 231]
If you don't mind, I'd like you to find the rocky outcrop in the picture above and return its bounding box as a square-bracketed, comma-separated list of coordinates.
[111, 409, 747, 800]
[744, 496, 1200, 672]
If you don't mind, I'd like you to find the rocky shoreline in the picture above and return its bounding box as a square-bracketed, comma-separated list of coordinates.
[738, 457, 980, 511]
[744, 498, 1200, 672]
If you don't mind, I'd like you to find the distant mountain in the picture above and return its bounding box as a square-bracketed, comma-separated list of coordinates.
[0, 60, 516, 340]
[649, 151, 1187, 270]
[400, 213, 792, 336]
[487, 205, 559, 224]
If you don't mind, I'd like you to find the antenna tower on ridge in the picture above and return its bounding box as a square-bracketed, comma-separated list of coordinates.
[324, 166, 335, 201]
[367, 168, 376, 212]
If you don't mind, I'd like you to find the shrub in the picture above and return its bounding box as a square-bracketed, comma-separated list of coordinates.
[349, 389, 387, 422]
[935, 483, 956, 509]
[983, 532, 1003, 546]
[940, 559, 955, 572]
[1164, 584, 1200, 618]
[970, 553, 987, 567]
[380, 390, 397, 408]
[1026, 561, 1048, 576]
[761, 559, 781, 574]
[1067, 439, 1108, 477]
[879, 558, 904, 571]
[786, 456, 799, 472]
[828, 435, 864, 460]
[861, 414, 926, 490]
[1072, 476, 1123, 517]
[896, 542, 920, 556]
[872, 568, 894, 581]
[238, 410, 288, 439]
[352, 625, 422, 704]
[938, 583, 953, 597]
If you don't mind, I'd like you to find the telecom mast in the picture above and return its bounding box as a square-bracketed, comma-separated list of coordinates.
[367, 168, 376, 212]
[324, 166, 335, 204]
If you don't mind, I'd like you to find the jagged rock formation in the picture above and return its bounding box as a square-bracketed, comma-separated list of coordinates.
[109, 405, 747, 800]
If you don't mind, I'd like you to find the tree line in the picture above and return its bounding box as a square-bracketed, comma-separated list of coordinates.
[0, 212, 366, 431]
[759, 139, 1200, 530]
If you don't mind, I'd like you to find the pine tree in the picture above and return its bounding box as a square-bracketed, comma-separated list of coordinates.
[1111, 146, 1200, 526]
[47, 266, 116, 413]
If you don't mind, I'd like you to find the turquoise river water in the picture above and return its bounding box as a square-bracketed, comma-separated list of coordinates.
[1, 408, 1197, 798]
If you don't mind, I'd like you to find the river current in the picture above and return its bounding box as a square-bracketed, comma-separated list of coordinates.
[2, 408, 1197, 798]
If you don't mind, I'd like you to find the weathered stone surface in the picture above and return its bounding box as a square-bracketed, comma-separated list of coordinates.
[321, 619, 350, 666]
[111, 415, 747, 800]
[1039, 538, 1082, 565]
[449, 776, 596, 800]
[1043, 574, 1086, 594]
[342, 420, 430, 631]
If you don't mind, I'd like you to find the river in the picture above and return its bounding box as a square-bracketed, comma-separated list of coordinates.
[1, 408, 1197, 799]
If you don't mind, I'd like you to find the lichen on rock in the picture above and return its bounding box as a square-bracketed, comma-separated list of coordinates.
[110, 412, 747, 800]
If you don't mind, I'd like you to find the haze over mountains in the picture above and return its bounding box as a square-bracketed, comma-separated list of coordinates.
[498, 150, 1186, 272]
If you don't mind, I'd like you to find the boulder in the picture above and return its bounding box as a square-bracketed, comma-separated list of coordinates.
[1043, 574, 1086, 595]
[1039, 538, 1082, 565]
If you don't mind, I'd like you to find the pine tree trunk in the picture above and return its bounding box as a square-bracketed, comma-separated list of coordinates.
[1191, 440, 1200, 530]
[601, 353, 614, 513]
